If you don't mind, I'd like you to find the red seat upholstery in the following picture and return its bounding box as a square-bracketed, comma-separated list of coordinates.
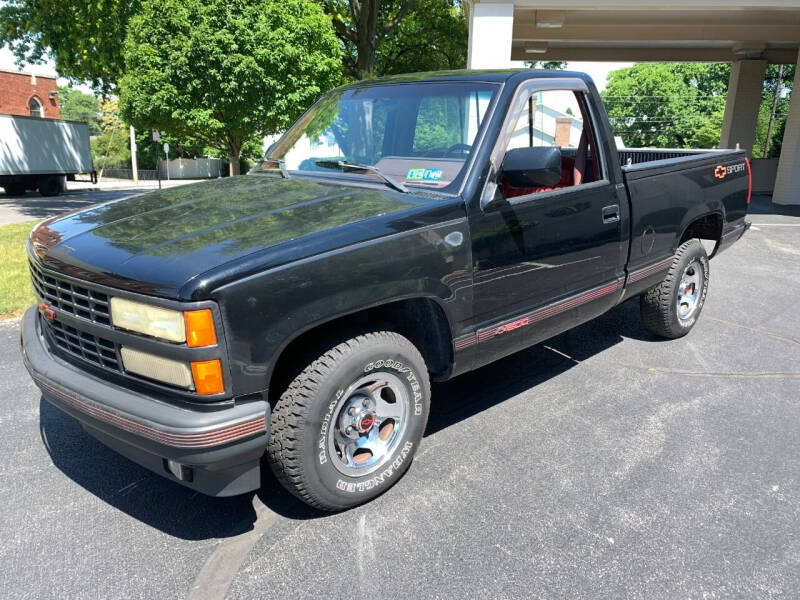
[502, 155, 575, 199]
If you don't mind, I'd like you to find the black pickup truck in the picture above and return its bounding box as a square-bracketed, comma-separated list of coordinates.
[21, 70, 750, 511]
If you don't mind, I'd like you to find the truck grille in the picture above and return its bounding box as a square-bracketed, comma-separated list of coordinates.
[29, 259, 122, 374]
[29, 259, 111, 325]
[48, 318, 121, 371]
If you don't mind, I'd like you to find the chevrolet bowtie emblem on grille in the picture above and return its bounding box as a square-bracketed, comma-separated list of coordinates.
[37, 302, 55, 322]
[714, 165, 728, 179]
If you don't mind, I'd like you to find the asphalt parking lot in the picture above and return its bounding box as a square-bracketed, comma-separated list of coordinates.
[0, 182, 195, 225]
[1, 200, 798, 599]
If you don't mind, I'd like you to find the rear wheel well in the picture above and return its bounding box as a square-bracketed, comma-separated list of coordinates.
[680, 213, 723, 247]
[267, 298, 453, 406]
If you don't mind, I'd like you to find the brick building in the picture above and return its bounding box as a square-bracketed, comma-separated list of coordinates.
[0, 69, 60, 119]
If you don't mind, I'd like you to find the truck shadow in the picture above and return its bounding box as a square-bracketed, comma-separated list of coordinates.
[38, 398, 265, 539]
[426, 297, 649, 437]
[39, 297, 654, 537]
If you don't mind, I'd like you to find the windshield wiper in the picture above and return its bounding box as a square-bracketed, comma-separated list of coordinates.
[314, 160, 408, 193]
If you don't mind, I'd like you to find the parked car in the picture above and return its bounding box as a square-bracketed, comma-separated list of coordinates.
[21, 69, 750, 511]
[0, 114, 94, 196]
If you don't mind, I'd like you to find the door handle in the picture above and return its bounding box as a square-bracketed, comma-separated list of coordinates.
[602, 204, 620, 224]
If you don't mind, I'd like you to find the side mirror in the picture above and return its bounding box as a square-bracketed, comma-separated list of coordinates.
[501, 146, 562, 189]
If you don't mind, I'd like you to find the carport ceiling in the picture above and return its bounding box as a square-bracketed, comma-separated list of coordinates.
[504, 1, 800, 62]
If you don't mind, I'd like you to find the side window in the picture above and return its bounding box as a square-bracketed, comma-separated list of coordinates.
[503, 89, 601, 196]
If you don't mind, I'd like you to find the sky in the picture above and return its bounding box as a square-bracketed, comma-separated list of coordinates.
[2, 44, 631, 94]
[0, 45, 96, 91]
[565, 61, 633, 91]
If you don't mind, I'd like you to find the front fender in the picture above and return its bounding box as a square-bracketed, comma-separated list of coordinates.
[212, 219, 473, 397]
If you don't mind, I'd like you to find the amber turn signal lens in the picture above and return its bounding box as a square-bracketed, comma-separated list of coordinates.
[191, 359, 224, 395]
[184, 309, 217, 347]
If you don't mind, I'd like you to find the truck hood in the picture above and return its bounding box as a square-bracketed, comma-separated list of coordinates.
[31, 175, 425, 299]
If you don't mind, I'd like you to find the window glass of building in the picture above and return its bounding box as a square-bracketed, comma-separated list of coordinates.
[29, 97, 43, 118]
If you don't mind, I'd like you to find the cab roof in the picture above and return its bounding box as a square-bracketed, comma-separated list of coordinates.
[341, 69, 595, 89]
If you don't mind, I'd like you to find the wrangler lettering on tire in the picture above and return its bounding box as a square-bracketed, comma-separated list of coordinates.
[267, 331, 430, 511]
[640, 239, 710, 339]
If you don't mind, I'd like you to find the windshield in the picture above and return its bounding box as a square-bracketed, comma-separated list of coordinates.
[259, 81, 499, 192]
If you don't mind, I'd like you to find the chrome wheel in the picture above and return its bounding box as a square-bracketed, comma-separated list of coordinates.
[328, 372, 409, 476]
[676, 258, 703, 323]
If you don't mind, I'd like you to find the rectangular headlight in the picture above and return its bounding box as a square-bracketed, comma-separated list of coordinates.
[110, 297, 186, 342]
[120, 347, 193, 389]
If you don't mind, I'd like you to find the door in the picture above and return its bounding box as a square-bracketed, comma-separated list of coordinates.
[468, 85, 626, 363]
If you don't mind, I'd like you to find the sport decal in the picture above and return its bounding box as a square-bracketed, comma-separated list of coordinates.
[714, 162, 746, 180]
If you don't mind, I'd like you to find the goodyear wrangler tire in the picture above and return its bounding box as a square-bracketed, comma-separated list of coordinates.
[267, 332, 430, 511]
[640, 239, 710, 339]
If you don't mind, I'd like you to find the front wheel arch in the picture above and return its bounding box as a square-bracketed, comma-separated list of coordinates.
[266, 296, 453, 408]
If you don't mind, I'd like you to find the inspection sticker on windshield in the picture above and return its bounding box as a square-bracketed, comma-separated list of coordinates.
[407, 168, 442, 182]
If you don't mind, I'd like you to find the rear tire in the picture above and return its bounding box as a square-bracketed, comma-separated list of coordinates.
[38, 176, 63, 197]
[268, 331, 430, 511]
[640, 239, 709, 339]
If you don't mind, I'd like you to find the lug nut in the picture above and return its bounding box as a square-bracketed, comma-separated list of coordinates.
[345, 426, 354, 435]
[362, 399, 370, 408]
[348, 407, 357, 416]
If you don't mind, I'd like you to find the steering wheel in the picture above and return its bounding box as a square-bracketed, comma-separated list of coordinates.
[445, 143, 472, 157]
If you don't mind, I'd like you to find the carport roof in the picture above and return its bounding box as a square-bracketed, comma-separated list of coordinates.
[467, 0, 800, 63]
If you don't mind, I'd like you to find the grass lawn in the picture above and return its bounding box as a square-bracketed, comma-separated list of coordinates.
[0, 220, 38, 320]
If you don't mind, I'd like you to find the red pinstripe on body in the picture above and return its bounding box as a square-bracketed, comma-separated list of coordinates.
[627, 257, 673, 284]
[455, 279, 623, 349]
[33, 375, 266, 448]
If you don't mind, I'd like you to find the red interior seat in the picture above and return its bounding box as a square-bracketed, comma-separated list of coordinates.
[502, 155, 575, 199]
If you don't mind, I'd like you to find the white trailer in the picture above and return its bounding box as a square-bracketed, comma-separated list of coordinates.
[0, 114, 95, 197]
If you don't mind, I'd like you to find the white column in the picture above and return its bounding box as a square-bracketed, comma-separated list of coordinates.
[467, 2, 514, 69]
[720, 59, 768, 153]
[773, 51, 800, 206]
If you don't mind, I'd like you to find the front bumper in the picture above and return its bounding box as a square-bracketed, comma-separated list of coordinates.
[21, 306, 269, 496]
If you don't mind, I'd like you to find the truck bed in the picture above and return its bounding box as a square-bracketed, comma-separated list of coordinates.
[618, 147, 750, 300]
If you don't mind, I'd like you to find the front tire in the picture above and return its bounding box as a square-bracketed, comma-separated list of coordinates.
[2, 184, 26, 196]
[640, 239, 709, 339]
[268, 331, 430, 511]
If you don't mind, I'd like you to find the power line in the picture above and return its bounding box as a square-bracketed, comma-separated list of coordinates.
[602, 95, 727, 99]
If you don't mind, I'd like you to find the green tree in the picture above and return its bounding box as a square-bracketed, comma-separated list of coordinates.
[321, 0, 467, 80]
[373, 0, 467, 76]
[119, 0, 341, 175]
[525, 61, 567, 70]
[57, 87, 101, 134]
[92, 98, 131, 171]
[602, 61, 795, 155]
[756, 63, 795, 158]
[602, 63, 728, 148]
[0, 0, 140, 93]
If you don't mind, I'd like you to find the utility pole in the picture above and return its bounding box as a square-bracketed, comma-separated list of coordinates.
[764, 64, 784, 158]
[163, 142, 170, 181]
[152, 129, 161, 189]
[130, 126, 139, 185]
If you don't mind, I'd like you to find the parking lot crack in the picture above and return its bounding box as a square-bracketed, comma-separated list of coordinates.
[599, 361, 800, 379]
[705, 316, 800, 346]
